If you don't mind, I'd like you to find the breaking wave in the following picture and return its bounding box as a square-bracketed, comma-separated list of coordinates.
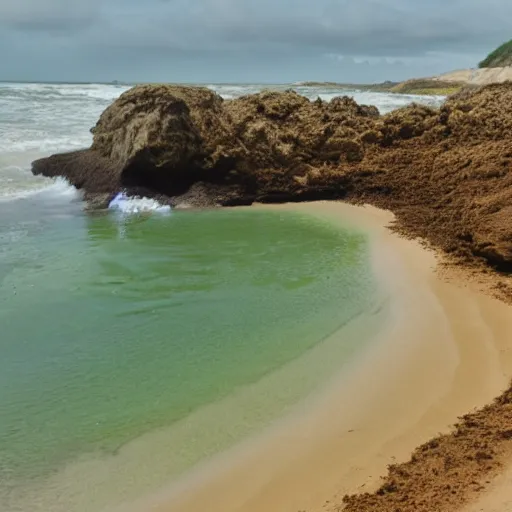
[108, 192, 172, 214]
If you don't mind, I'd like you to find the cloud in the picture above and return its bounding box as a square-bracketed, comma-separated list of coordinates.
[0, 0, 99, 31]
[189, 0, 512, 56]
[1, 0, 511, 82]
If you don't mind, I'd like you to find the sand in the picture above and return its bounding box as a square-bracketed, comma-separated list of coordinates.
[109, 201, 512, 512]
[432, 67, 512, 85]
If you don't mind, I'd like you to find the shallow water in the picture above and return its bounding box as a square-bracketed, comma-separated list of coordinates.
[1, 201, 384, 511]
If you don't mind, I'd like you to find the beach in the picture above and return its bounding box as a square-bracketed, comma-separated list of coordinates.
[3, 80, 512, 512]
[103, 201, 512, 512]
[6, 199, 512, 512]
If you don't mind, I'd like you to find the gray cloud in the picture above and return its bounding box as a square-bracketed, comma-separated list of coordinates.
[0, 1, 99, 31]
[1, 0, 510, 82]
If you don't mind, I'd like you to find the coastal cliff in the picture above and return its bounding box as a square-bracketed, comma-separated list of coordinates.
[33, 83, 512, 271]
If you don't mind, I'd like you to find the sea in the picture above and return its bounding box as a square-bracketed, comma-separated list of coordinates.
[0, 82, 445, 512]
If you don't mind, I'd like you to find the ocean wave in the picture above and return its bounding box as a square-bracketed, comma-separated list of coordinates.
[208, 84, 269, 100]
[0, 175, 79, 202]
[108, 192, 172, 214]
[0, 83, 129, 102]
[0, 135, 91, 154]
[315, 91, 445, 114]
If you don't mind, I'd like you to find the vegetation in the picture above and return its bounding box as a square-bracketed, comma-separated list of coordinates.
[389, 79, 464, 96]
[479, 39, 512, 68]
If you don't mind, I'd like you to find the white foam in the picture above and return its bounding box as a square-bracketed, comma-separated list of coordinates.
[108, 192, 171, 214]
[0, 176, 79, 203]
[37, 177, 81, 199]
[0, 82, 129, 154]
[0, 82, 130, 102]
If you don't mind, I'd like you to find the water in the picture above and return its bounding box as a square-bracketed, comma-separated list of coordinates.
[0, 82, 435, 511]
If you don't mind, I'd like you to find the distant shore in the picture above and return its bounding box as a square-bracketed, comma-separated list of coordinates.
[300, 65, 512, 96]
[297, 79, 463, 96]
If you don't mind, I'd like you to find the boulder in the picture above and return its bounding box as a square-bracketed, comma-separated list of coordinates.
[34, 85, 237, 198]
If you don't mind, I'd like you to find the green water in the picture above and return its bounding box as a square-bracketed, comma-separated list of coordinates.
[0, 200, 378, 504]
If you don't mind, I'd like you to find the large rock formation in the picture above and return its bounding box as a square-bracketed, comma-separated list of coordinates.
[33, 82, 512, 270]
[33, 86, 238, 203]
[32, 85, 379, 205]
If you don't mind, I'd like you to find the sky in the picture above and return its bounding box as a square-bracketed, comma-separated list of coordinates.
[1, 0, 511, 83]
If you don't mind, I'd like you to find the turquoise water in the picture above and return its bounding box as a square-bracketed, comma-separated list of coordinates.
[0, 196, 379, 509]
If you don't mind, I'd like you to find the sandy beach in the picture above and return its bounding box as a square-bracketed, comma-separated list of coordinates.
[103, 200, 512, 512]
[5, 201, 512, 512]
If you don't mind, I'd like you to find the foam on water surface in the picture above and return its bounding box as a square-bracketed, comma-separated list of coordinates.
[108, 192, 172, 214]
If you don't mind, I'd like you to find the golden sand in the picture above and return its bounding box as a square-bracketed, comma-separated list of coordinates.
[115, 201, 512, 512]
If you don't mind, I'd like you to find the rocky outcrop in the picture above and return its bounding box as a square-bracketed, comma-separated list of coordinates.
[33, 83, 512, 270]
[32, 85, 379, 205]
[33, 86, 238, 200]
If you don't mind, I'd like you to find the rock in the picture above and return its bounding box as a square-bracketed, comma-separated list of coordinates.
[170, 182, 252, 209]
[91, 85, 238, 194]
[83, 192, 115, 211]
[34, 85, 238, 198]
[32, 150, 119, 193]
[32, 85, 379, 202]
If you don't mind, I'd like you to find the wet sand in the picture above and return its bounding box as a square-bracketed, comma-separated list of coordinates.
[117, 201, 512, 512]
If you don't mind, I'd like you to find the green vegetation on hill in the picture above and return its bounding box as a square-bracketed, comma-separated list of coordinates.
[479, 40, 512, 68]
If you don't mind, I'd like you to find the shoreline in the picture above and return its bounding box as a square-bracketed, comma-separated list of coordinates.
[7, 80, 512, 512]
[115, 201, 512, 512]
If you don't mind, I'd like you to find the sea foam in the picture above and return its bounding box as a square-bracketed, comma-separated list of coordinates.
[108, 192, 171, 214]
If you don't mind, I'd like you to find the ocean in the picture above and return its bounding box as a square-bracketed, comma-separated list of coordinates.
[0, 82, 444, 512]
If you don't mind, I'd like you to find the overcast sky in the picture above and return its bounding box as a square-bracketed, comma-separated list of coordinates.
[1, 0, 510, 83]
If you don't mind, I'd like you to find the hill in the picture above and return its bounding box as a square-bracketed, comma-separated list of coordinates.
[479, 39, 512, 68]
